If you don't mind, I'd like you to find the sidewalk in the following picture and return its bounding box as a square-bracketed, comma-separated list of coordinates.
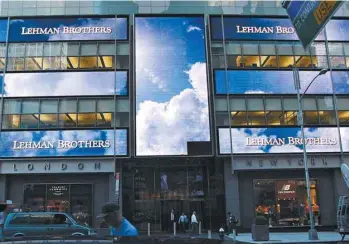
[229, 231, 349, 243]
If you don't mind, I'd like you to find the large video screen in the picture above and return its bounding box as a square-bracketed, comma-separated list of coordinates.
[9, 17, 127, 41]
[135, 16, 210, 156]
[215, 70, 349, 95]
[0, 129, 127, 157]
[3, 71, 127, 97]
[218, 127, 341, 154]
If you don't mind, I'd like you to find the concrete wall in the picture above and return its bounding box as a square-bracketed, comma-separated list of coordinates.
[0, 175, 6, 202]
[237, 169, 336, 228]
[224, 161, 241, 225]
[5, 173, 111, 227]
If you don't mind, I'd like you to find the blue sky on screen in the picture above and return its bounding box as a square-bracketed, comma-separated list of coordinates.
[135, 16, 210, 156]
[215, 70, 335, 94]
[219, 127, 341, 154]
[3, 71, 127, 97]
[0, 129, 127, 157]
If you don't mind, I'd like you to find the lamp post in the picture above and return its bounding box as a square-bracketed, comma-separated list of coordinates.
[293, 67, 328, 240]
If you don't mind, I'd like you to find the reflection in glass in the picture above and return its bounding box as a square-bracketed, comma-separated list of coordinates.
[284, 111, 297, 125]
[338, 111, 349, 124]
[8, 58, 25, 71]
[330, 56, 346, 69]
[231, 111, 247, 126]
[98, 56, 114, 69]
[319, 111, 336, 125]
[278, 56, 294, 68]
[23, 184, 46, 212]
[241, 56, 260, 67]
[247, 111, 266, 125]
[266, 111, 284, 125]
[97, 113, 113, 127]
[67, 57, 79, 69]
[39, 114, 58, 128]
[43, 57, 62, 70]
[80, 56, 98, 69]
[26, 57, 43, 70]
[261, 56, 277, 68]
[160, 170, 187, 200]
[304, 111, 319, 125]
[295, 56, 312, 68]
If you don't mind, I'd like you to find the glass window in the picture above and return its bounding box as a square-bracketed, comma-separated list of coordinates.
[8, 43, 25, 57]
[304, 111, 319, 124]
[67, 57, 79, 69]
[215, 98, 228, 111]
[319, 111, 336, 125]
[2, 115, 20, 129]
[310, 42, 326, 56]
[231, 111, 247, 125]
[9, 214, 30, 225]
[4, 99, 21, 114]
[59, 99, 77, 113]
[78, 99, 96, 113]
[115, 55, 129, 69]
[338, 111, 349, 124]
[78, 113, 96, 127]
[284, 111, 297, 125]
[230, 98, 246, 111]
[302, 98, 317, 110]
[20, 114, 39, 128]
[97, 99, 114, 112]
[295, 56, 313, 68]
[116, 43, 129, 55]
[259, 42, 276, 55]
[116, 99, 129, 112]
[97, 112, 113, 127]
[344, 43, 349, 56]
[43, 57, 62, 70]
[0, 43, 6, 57]
[253, 180, 276, 224]
[59, 114, 77, 127]
[26, 58, 43, 71]
[81, 43, 97, 56]
[39, 114, 58, 128]
[79, 56, 97, 69]
[278, 56, 294, 68]
[276, 43, 293, 55]
[283, 98, 298, 110]
[211, 42, 224, 55]
[242, 42, 259, 55]
[337, 97, 349, 110]
[98, 56, 114, 69]
[40, 100, 58, 113]
[241, 56, 260, 67]
[266, 111, 284, 125]
[22, 100, 39, 114]
[317, 97, 334, 110]
[330, 56, 346, 69]
[227, 55, 239, 68]
[226, 42, 241, 55]
[212, 55, 225, 68]
[7, 58, 25, 71]
[99, 42, 116, 55]
[44, 43, 62, 57]
[265, 98, 282, 110]
[26, 43, 43, 57]
[294, 43, 310, 56]
[261, 56, 277, 68]
[312, 56, 328, 69]
[247, 111, 266, 125]
[216, 112, 229, 126]
[66, 43, 79, 56]
[247, 98, 264, 110]
[328, 43, 344, 55]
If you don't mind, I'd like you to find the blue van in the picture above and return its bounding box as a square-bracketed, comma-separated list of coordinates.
[3, 212, 96, 239]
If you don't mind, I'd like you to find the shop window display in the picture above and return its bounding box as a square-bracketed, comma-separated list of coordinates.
[253, 179, 320, 227]
[23, 183, 93, 225]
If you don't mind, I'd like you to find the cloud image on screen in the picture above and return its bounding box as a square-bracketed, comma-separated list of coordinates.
[3, 71, 127, 97]
[219, 127, 340, 154]
[0, 129, 127, 157]
[135, 16, 210, 156]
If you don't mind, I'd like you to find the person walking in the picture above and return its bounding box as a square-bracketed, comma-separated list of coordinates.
[170, 209, 176, 232]
[178, 213, 187, 233]
[191, 211, 198, 234]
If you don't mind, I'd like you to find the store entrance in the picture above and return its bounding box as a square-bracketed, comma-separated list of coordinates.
[160, 200, 183, 231]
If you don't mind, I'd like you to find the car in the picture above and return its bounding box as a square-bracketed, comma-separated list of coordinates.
[3, 212, 96, 239]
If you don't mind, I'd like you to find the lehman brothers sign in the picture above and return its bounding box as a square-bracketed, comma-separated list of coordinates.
[246, 136, 337, 146]
[236, 25, 295, 34]
[12, 140, 111, 150]
[21, 26, 112, 35]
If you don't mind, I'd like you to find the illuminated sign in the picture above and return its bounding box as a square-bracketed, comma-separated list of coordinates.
[246, 137, 337, 147]
[236, 25, 295, 34]
[12, 140, 111, 150]
[21, 26, 112, 35]
[276, 181, 296, 199]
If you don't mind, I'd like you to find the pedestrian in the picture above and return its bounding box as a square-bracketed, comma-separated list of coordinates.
[227, 212, 232, 234]
[170, 209, 176, 232]
[191, 211, 198, 234]
[178, 213, 186, 233]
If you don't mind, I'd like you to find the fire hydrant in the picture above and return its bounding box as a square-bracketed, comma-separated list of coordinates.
[219, 227, 225, 240]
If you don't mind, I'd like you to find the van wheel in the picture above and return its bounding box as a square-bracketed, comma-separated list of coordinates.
[13, 233, 25, 238]
[72, 232, 84, 236]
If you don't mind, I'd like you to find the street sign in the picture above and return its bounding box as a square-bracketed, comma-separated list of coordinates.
[283, 0, 344, 50]
[297, 110, 303, 126]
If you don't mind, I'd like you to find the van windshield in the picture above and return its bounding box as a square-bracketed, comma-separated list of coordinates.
[69, 214, 89, 227]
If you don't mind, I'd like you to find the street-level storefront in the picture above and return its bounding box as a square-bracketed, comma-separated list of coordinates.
[223, 154, 348, 229]
[0, 159, 117, 228]
[121, 157, 226, 232]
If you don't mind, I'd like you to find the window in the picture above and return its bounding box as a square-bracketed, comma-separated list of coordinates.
[241, 42, 259, 68]
[9, 214, 30, 225]
[97, 98, 114, 127]
[337, 97, 349, 124]
[225, 41, 241, 68]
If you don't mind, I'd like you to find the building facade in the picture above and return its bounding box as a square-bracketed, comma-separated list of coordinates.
[0, 0, 348, 232]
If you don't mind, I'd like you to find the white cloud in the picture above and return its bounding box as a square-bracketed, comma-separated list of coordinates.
[187, 25, 202, 33]
[244, 90, 271, 94]
[136, 62, 210, 156]
[300, 127, 340, 153]
[268, 144, 302, 153]
[2, 131, 35, 157]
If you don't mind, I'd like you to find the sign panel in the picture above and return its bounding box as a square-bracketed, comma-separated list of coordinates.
[9, 17, 127, 42]
[0, 159, 115, 174]
[0, 19, 7, 42]
[276, 180, 297, 199]
[219, 127, 340, 154]
[0, 129, 127, 158]
[284, 0, 343, 49]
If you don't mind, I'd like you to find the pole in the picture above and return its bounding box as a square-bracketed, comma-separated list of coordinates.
[148, 223, 150, 236]
[294, 67, 318, 240]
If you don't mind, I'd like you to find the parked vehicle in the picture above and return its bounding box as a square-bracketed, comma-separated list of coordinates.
[3, 212, 96, 239]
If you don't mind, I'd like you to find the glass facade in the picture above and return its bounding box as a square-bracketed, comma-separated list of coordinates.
[0, 2, 347, 231]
